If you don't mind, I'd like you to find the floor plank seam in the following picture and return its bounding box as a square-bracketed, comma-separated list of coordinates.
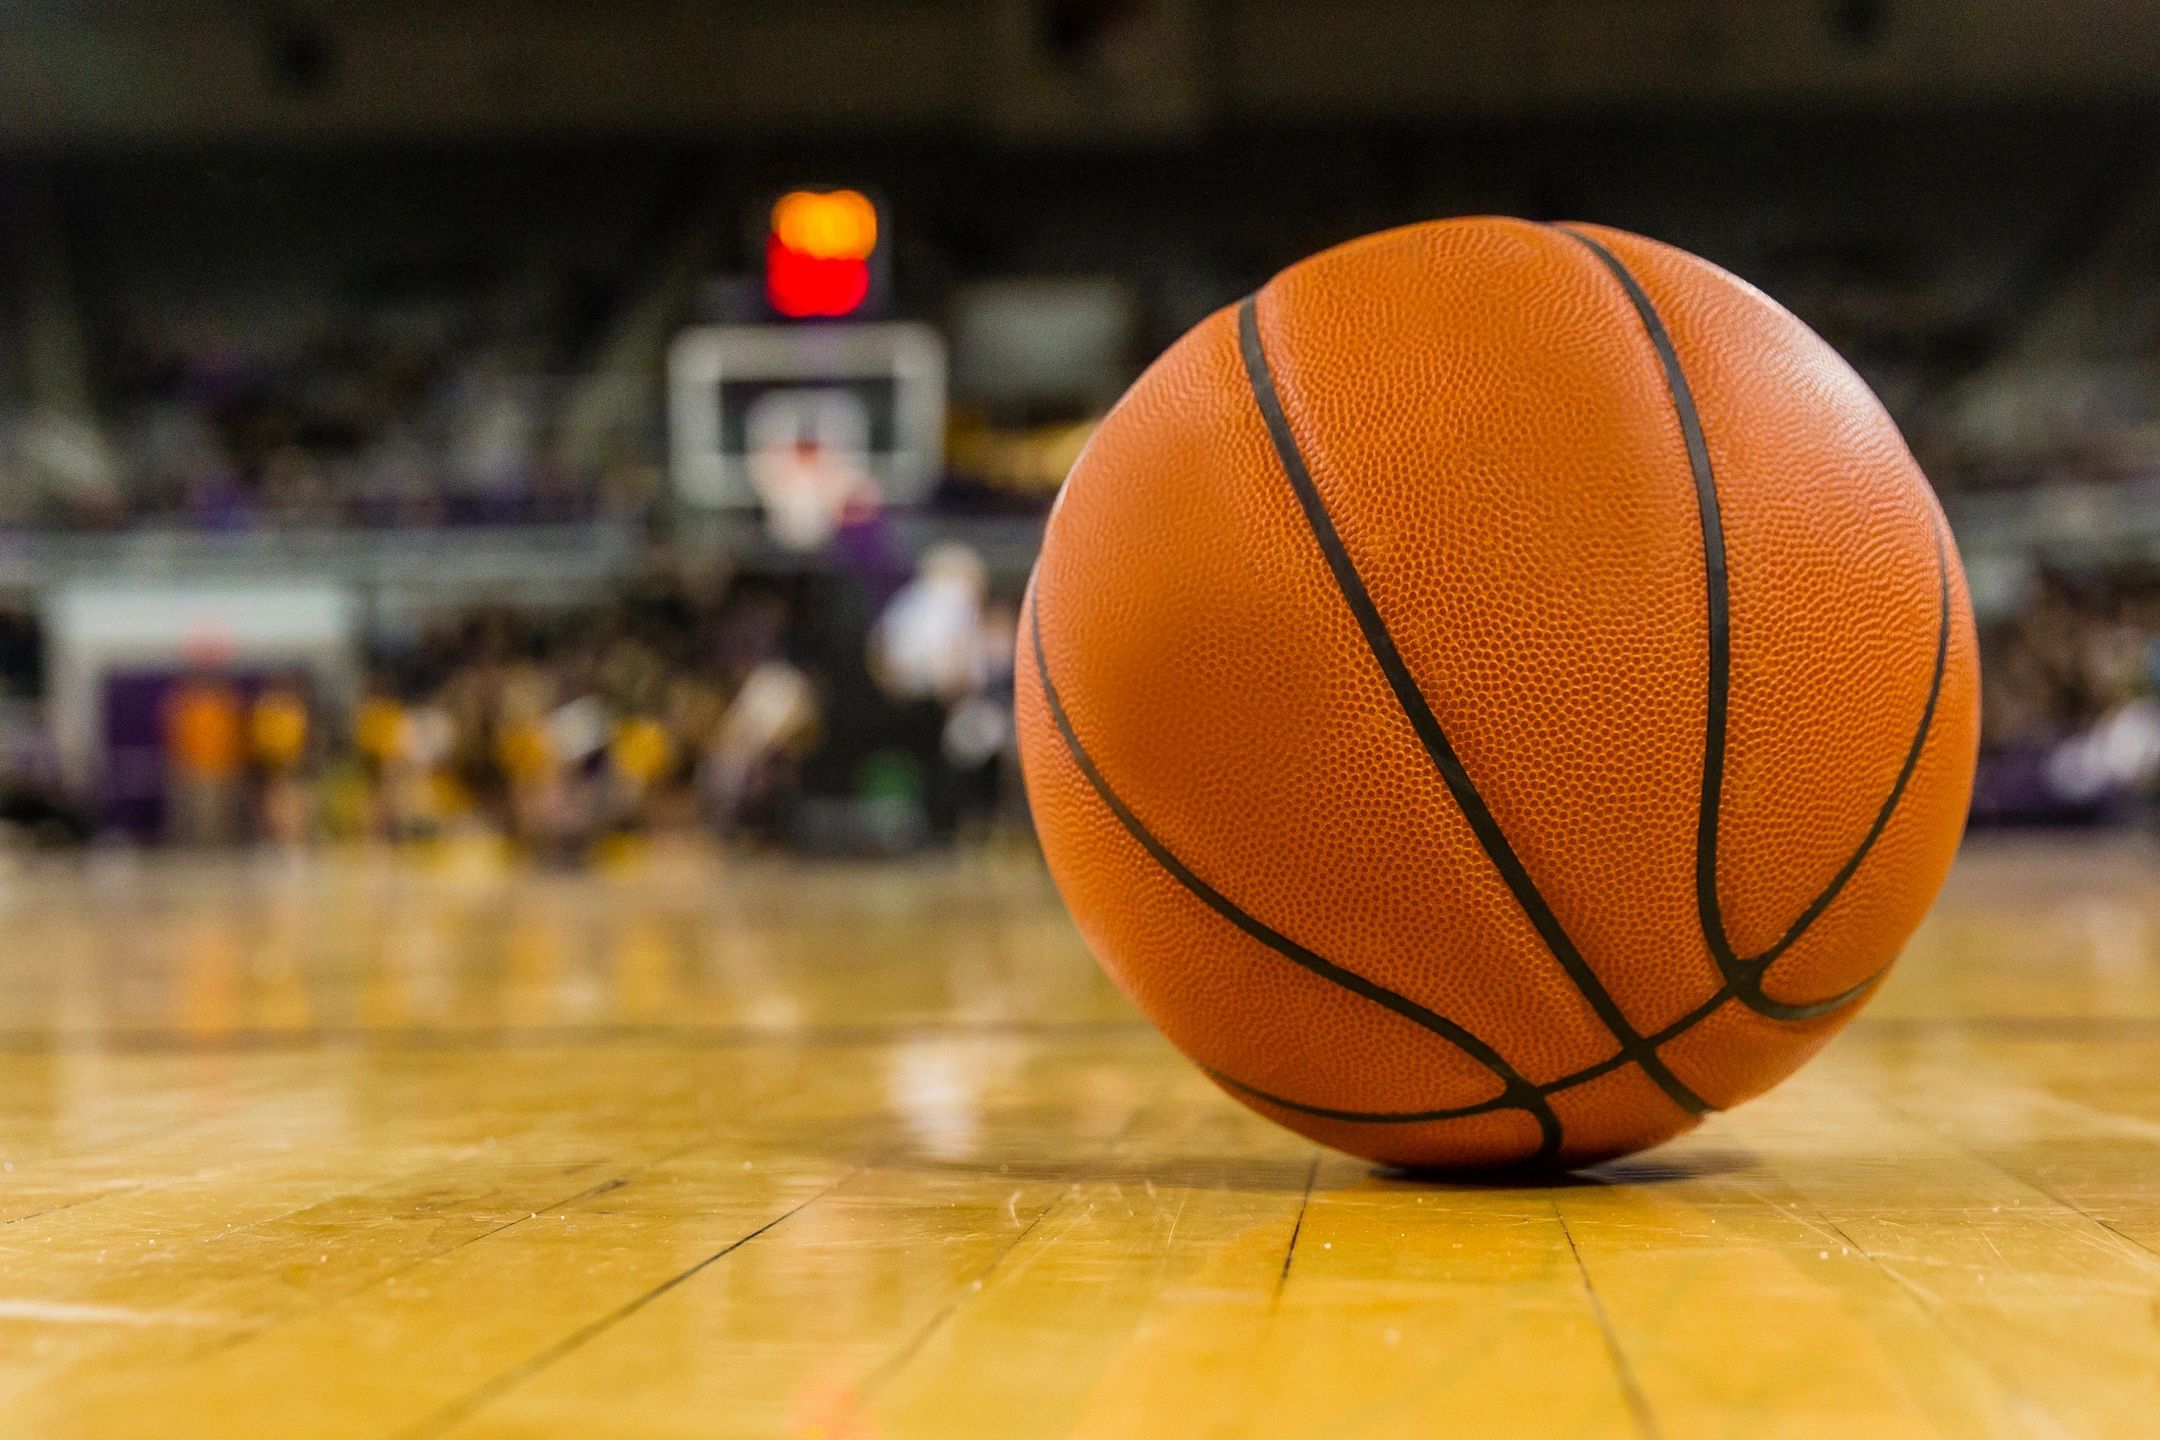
[1272, 1151, 1321, 1305]
[390, 1168, 863, 1439]
[1554, 1204, 1662, 1440]
[840, 1079, 1180, 1419]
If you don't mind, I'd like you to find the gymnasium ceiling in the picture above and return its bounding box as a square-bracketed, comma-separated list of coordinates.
[0, 0, 2155, 145]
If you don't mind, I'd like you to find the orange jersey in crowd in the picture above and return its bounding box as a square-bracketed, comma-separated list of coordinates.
[165, 678, 246, 780]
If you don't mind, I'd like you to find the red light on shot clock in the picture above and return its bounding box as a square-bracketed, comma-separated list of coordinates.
[766, 189, 879, 318]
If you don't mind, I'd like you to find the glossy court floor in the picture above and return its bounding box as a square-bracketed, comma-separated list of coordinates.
[2, 835, 2158, 1439]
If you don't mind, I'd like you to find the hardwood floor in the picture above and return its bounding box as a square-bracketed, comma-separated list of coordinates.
[1, 833, 2156, 1438]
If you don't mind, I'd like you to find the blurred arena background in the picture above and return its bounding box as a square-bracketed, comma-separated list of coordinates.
[0, 1, 2152, 859]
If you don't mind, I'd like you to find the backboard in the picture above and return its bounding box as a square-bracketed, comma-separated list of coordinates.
[667, 321, 947, 510]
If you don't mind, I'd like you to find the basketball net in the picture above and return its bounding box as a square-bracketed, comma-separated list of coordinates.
[745, 389, 883, 551]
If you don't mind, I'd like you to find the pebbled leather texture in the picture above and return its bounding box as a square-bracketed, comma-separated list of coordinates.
[1016, 216, 1980, 1171]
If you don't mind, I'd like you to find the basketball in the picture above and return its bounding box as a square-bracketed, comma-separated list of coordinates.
[1017, 216, 1981, 1171]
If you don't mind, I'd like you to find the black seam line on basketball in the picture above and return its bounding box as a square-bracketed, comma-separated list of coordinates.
[1728, 522, 1951, 1019]
[1548, 224, 1734, 998]
[1206, 1067, 1518, 1125]
[1025, 595, 1563, 1163]
[1206, 985, 1741, 1127]
[1233, 293, 1712, 1121]
[1555, 224, 1952, 1023]
[1543, 985, 1736, 1095]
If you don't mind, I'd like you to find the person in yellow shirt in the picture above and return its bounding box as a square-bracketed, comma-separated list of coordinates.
[251, 686, 309, 770]
[249, 682, 313, 846]
[351, 688, 406, 839]
[607, 715, 678, 831]
[495, 671, 566, 850]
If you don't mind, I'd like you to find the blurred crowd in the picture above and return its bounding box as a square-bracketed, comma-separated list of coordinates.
[3, 551, 2160, 853]
[0, 299, 661, 532]
[1975, 565, 2160, 826]
[0, 534, 1025, 857]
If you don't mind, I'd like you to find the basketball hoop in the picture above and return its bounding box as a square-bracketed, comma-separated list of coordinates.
[745, 393, 882, 550]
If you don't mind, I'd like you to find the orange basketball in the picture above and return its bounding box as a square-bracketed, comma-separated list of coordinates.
[1016, 217, 1979, 1172]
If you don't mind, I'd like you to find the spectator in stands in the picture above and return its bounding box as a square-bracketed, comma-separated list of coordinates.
[703, 659, 819, 837]
[606, 713, 677, 833]
[163, 665, 246, 846]
[387, 696, 456, 841]
[351, 680, 406, 836]
[943, 596, 1021, 836]
[869, 543, 990, 841]
[249, 678, 314, 846]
